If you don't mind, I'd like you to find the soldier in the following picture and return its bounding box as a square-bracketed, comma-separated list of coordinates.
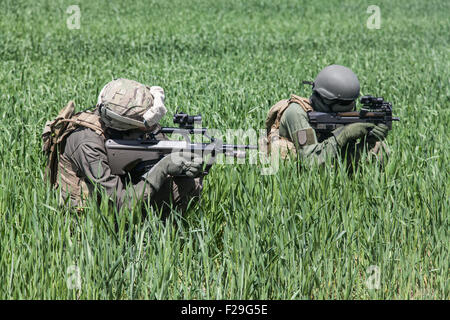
[261, 64, 389, 169]
[42, 78, 203, 217]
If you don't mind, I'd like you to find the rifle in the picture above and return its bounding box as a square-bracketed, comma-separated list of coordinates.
[308, 95, 400, 135]
[105, 112, 257, 180]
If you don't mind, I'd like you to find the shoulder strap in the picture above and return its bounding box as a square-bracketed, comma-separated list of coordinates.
[265, 99, 289, 135]
[58, 112, 105, 143]
[267, 95, 313, 132]
[62, 112, 104, 136]
[272, 101, 291, 132]
[289, 94, 313, 113]
[265, 94, 313, 137]
[43, 102, 105, 186]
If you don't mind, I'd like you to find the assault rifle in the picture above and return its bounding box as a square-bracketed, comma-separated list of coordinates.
[105, 112, 257, 180]
[308, 95, 400, 135]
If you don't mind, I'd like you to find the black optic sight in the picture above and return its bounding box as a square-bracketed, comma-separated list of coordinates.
[173, 112, 202, 129]
[360, 95, 387, 109]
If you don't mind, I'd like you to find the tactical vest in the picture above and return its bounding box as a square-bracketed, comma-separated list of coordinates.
[259, 94, 313, 159]
[42, 101, 105, 207]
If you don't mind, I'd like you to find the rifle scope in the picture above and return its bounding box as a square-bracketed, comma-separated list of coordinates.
[173, 112, 202, 128]
[360, 95, 389, 109]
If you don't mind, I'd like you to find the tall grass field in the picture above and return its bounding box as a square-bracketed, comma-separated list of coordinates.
[0, 0, 448, 299]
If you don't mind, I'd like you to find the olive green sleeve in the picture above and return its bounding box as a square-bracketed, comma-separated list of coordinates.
[279, 103, 340, 165]
[64, 128, 153, 210]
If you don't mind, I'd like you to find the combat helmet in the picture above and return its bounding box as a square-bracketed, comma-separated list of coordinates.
[97, 78, 167, 131]
[308, 65, 360, 112]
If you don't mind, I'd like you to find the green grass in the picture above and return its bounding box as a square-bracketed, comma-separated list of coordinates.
[0, 0, 448, 299]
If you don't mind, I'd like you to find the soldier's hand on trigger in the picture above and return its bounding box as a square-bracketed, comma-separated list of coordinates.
[164, 152, 204, 178]
[142, 152, 204, 194]
[368, 123, 389, 142]
[333, 122, 376, 147]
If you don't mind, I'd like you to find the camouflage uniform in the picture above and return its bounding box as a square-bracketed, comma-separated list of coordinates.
[264, 94, 388, 167]
[44, 79, 202, 216]
[60, 115, 202, 214]
[279, 102, 340, 165]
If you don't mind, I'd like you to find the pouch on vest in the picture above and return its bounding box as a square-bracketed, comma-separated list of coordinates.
[42, 101, 76, 185]
[262, 94, 313, 157]
[42, 101, 104, 184]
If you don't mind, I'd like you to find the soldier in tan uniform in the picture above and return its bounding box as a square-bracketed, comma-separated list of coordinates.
[262, 65, 389, 168]
[43, 78, 203, 216]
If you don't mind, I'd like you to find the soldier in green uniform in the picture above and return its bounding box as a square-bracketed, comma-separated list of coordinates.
[262, 65, 389, 168]
[43, 78, 203, 216]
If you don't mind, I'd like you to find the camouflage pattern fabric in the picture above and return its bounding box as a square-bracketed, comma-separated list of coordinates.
[278, 102, 340, 165]
[262, 94, 389, 167]
[263, 94, 313, 160]
[61, 122, 202, 215]
[97, 78, 156, 131]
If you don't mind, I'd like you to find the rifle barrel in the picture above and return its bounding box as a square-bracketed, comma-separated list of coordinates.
[337, 111, 388, 117]
[221, 144, 258, 150]
[159, 127, 207, 135]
